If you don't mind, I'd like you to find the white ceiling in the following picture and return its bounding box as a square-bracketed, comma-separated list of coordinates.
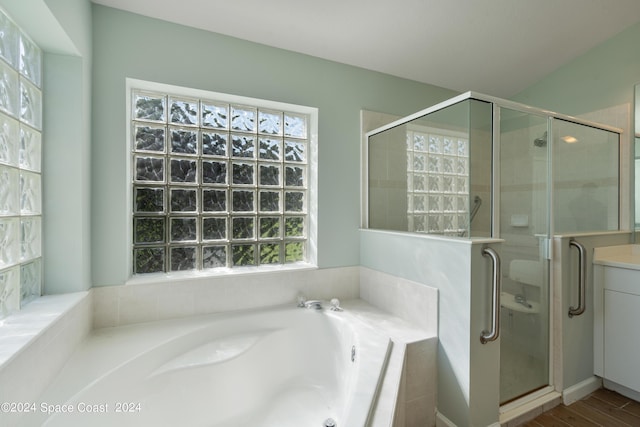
[92, 0, 640, 98]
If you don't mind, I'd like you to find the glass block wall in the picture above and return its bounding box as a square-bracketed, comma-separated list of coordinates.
[406, 128, 469, 235]
[131, 89, 309, 274]
[0, 8, 43, 319]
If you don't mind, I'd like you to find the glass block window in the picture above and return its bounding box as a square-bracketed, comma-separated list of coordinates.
[0, 8, 42, 319]
[406, 128, 469, 235]
[131, 89, 310, 273]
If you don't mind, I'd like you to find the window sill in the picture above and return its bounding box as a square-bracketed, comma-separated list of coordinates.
[125, 262, 318, 286]
[0, 292, 90, 369]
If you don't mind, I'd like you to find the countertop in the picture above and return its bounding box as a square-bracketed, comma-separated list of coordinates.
[593, 244, 640, 271]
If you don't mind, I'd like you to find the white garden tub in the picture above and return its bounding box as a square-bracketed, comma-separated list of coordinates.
[23, 303, 390, 427]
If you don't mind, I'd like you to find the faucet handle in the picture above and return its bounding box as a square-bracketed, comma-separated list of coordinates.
[330, 298, 343, 311]
[296, 295, 307, 308]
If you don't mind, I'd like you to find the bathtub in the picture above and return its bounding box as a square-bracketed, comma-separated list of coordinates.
[22, 303, 391, 427]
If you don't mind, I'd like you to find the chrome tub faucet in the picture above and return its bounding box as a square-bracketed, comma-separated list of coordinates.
[297, 295, 343, 311]
[296, 295, 322, 309]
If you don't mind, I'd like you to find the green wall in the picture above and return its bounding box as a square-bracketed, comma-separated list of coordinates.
[513, 22, 640, 117]
[3, 2, 633, 293]
[90, 4, 456, 286]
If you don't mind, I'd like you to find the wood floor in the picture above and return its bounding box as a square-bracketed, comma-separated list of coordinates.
[525, 389, 640, 426]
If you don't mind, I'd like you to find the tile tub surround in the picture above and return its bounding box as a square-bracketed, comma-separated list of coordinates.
[359, 268, 439, 426]
[360, 267, 438, 336]
[95, 265, 439, 332]
[93, 266, 360, 328]
[1, 266, 439, 427]
[350, 299, 437, 427]
[0, 292, 92, 427]
[390, 339, 438, 427]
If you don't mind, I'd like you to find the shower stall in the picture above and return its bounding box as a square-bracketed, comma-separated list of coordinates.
[364, 92, 622, 425]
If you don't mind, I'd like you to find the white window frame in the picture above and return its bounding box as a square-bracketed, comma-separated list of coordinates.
[125, 78, 318, 283]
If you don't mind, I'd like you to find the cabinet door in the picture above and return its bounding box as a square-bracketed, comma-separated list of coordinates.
[604, 290, 640, 391]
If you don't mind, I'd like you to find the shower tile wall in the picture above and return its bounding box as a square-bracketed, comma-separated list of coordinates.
[500, 123, 548, 265]
[468, 139, 492, 236]
[578, 103, 632, 229]
[360, 109, 401, 229]
[368, 124, 409, 231]
[553, 121, 620, 233]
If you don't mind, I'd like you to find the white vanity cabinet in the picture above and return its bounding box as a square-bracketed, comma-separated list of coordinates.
[593, 245, 640, 397]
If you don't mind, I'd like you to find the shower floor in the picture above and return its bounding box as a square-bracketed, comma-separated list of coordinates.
[500, 338, 548, 404]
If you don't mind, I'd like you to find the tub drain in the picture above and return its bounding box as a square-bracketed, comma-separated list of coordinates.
[323, 418, 337, 427]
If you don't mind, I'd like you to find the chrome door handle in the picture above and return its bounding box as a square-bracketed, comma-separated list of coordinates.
[568, 239, 587, 318]
[481, 246, 501, 344]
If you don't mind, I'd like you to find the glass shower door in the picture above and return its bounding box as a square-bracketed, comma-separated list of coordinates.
[499, 108, 551, 404]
